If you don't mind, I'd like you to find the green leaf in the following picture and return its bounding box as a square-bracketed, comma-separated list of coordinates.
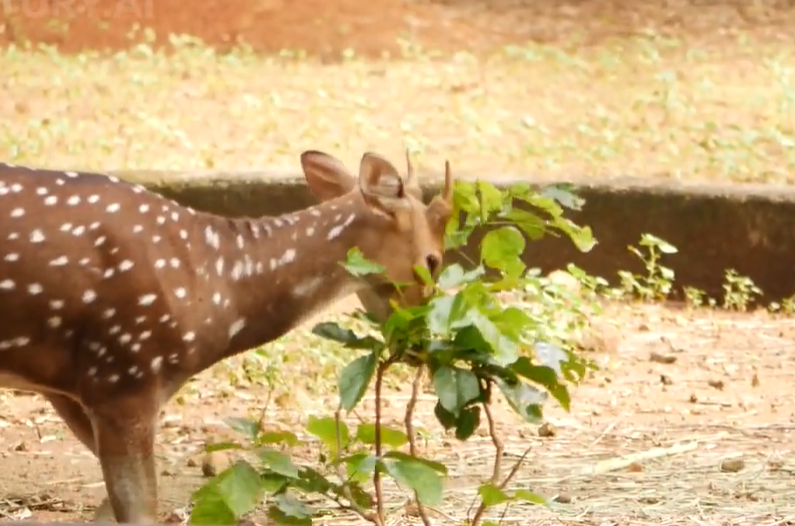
[478, 483, 511, 507]
[382, 451, 449, 475]
[290, 466, 334, 494]
[190, 461, 263, 524]
[256, 447, 299, 478]
[306, 415, 349, 455]
[355, 423, 409, 449]
[340, 453, 378, 479]
[437, 263, 485, 290]
[341, 246, 386, 276]
[427, 293, 468, 336]
[514, 489, 548, 506]
[338, 352, 378, 411]
[257, 431, 299, 447]
[454, 405, 481, 441]
[385, 458, 444, 506]
[496, 378, 547, 423]
[502, 208, 546, 240]
[481, 226, 526, 277]
[533, 341, 569, 376]
[274, 494, 313, 519]
[413, 264, 434, 286]
[469, 308, 519, 365]
[311, 322, 383, 351]
[510, 357, 559, 390]
[433, 365, 481, 417]
[540, 184, 585, 211]
[433, 401, 457, 431]
[476, 180, 504, 222]
[267, 504, 312, 526]
[224, 417, 260, 439]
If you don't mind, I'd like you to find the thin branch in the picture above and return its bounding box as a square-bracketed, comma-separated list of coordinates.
[405, 365, 433, 526]
[334, 407, 381, 525]
[373, 362, 389, 524]
[470, 381, 532, 526]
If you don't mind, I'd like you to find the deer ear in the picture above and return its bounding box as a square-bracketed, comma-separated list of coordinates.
[358, 152, 407, 212]
[300, 150, 357, 201]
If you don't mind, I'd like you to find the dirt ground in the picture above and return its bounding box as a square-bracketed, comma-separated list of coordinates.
[1, 0, 795, 57]
[2, 298, 795, 524]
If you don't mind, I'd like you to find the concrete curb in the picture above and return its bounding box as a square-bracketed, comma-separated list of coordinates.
[111, 169, 795, 305]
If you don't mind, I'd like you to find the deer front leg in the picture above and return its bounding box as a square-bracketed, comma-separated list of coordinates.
[46, 395, 115, 522]
[87, 397, 159, 524]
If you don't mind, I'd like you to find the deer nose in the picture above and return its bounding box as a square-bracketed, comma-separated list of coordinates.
[425, 253, 440, 276]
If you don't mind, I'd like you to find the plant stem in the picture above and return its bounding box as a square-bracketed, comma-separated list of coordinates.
[405, 365, 432, 526]
[373, 362, 388, 523]
[334, 407, 381, 525]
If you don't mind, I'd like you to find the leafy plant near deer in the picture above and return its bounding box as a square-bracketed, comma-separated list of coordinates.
[189, 179, 598, 526]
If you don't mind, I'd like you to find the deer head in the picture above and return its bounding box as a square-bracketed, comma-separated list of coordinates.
[300, 150, 454, 321]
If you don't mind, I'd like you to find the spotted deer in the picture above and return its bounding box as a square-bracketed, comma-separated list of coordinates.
[0, 150, 454, 524]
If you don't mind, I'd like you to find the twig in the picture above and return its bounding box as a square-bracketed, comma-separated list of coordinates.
[373, 362, 389, 524]
[404, 365, 433, 526]
[470, 381, 532, 526]
[334, 407, 380, 525]
[576, 440, 700, 476]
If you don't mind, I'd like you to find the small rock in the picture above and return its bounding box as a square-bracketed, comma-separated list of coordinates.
[538, 422, 557, 438]
[552, 492, 572, 503]
[720, 457, 745, 473]
[660, 374, 674, 385]
[650, 352, 676, 364]
[708, 379, 725, 391]
[627, 461, 643, 472]
[201, 452, 228, 477]
[689, 393, 698, 403]
[186, 457, 198, 468]
[13, 441, 28, 452]
[751, 373, 760, 388]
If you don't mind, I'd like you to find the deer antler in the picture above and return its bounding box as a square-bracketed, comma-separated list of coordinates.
[404, 149, 422, 197]
[442, 159, 453, 202]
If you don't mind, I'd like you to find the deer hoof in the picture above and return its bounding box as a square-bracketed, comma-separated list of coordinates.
[92, 497, 115, 523]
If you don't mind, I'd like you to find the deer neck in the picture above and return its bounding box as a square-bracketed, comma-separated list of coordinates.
[196, 193, 367, 361]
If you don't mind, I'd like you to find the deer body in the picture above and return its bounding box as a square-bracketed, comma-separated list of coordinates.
[0, 151, 453, 524]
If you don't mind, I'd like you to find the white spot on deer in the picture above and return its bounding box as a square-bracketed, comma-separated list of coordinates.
[183, 332, 196, 342]
[0, 336, 30, 349]
[5, 253, 19, 262]
[60, 223, 73, 232]
[133, 225, 143, 233]
[10, 208, 24, 218]
[205, 226, 220, 250]
[106, 203, 120, 213]
[179, 229, 188, 239]
[175, 287, 187, 298]
[36, 187, 48, 195]
[139, 204, 150, 213]
[228, 318, 246, 339]
[128, 366, 139, 376]
[95, 236, 106, 247]
[118, 260, 134, 272]
[89, 222, 100, 230]
[159, 314, 170, 323]
[135, 316, 146, 325]
[87, 195, 100, 204]
[273, 218, 282, 227]
[215, 257, 224, 276]
[327, 213, 356, 240]
[0, 279, 16, 290]
[306, 226, 315, 236]
[83, 290, 97, 303]
[67, 196, 80, 206]
[152, 235, 161, 243]
[212, 292, 222, 305]
[293, 277, 323, 298]
[169, 258, 180, 268]
[88, 367, 97, 377]
[131, 343, 142, 352]
[108, 374, 120, 383]
[30, 230, 45, 243]
[236, 235, 245, 249]
[231, 261, 244, 280]
[109, 325, 121, 335]
[171, 212, 179, 221]
[50, 256, 68, 266]
[7, 233, 18, 240]
[119, 334, 132, 345]
[139, 294, 157, 306]
[79, 258, 90, 266]
[156, 216, 166, 225]
[50, 300, 64, 310]
[65, 171, 78, 177]
[151, 356, 163, 372]
[10, 184, 22, 192]
[72, 225, 85, 236]
[310, 209, 321, 217]
[48, 316, 62, 328]
[103, 308, 115, 319]
[28, 283, 43, 295]
[139, 330, 151, 340]
[154, 259, 166, 269]
[103, 268, 114, 279]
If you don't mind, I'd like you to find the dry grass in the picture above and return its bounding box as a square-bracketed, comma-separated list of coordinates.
[2, 32, 795, 183]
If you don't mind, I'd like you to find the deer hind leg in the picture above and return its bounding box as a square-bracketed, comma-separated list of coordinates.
[85, 397, 159, 524]
[46, 395, 115, 522]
